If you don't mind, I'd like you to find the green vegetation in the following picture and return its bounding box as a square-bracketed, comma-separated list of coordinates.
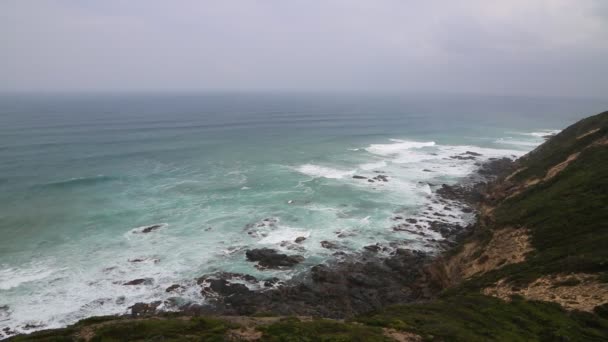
[9, 317, 236, 342]
[359, 294, 608, 341]
[259, 318, 389, 342]
[511, 111, 608, 182]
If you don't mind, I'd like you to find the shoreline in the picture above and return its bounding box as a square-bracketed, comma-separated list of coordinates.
[127, 156, 518, 319]
[1, 154, 518, 338]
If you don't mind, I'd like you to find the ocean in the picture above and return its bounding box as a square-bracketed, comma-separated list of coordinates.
[1, 92, 606, 334]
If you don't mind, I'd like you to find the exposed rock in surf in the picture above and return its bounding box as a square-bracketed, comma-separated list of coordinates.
[450, 155, 476, 160]
[372, 174, 389, 182]
[245, 248, 304, 268]
[364, 244, 381, 253]
[263, 277, 283, 288]
[295, 236, 307, 243]
[165, 284, 182, 293]
[423, 169, 433, 172]
[392, 216, 403, 221]
[23, 322, 45, 330]
[123, 278, 153, 286]
[197, 272, 258, 285]
[464, 151, 483, 156]
[406, 218, 418, 224]
[201, 279, 251, 298]
[368, 179, 375, 183]
[128, 258, 160, 264]
[211, 249, 432, 317]
[140, 224, 163, 233]
[320, 241, 339, 249]
[352, 175, 367, 179]
[129, 301, 161, 317]
[2, 327, 16, 337]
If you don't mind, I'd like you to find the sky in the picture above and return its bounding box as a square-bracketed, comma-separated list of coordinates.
[1, 0, 607, 97]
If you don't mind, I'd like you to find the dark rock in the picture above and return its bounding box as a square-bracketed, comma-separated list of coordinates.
[201, 279, 251, 298]
[428, 221, 463, 239]
[165, 284, 182, 293]
[423, 169, 433, 172]
[352, 175, 367, 179]
[462, 207, 474, 213]
[450, 155, 476, 160]
[368, 179, 375, 183]
[23, 322, 45, 330]
[295, 236, 307, 243]
[264, 277, 282, 287]
[320, 240, 339, 249]
[392, 216, 403, 221]
[372, 175, 389, 182]
[245, 248, 304, 268]
[123, 278, 153, 286]
[197, 272, 258, 285]
[364, 244, 381, 252]
[2, 327, 16, 336]
[406, 218, 418, 224]
[464, 151, 482, 156]
[130, 301, 161, 317]
[140, 224, 163, 233]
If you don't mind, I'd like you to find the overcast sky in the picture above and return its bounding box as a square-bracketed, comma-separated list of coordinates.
[1, 0, 607, 96]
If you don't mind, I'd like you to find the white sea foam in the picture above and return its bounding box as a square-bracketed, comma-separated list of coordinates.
[365, 139, 435, 156]
[359, 160, 387, 170]
[295, 164, 355, 179]
[515, 129, 561, 137]
[1, 133, 548, 338]
[258, 227, 310, 245]
[495, 138, 541, 147]
[0, 266, 57, 290]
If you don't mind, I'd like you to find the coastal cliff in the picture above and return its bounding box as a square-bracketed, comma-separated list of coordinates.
[7, 111, 608, 341]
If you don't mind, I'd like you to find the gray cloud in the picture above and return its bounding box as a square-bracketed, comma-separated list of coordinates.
[1, 0, 607, 96]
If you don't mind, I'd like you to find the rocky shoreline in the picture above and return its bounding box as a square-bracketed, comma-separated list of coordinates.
[124, 156, 516, 321]
[0, 155, 517, 339]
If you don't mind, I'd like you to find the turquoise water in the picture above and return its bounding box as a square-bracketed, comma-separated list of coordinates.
[0, 93, 606, 334]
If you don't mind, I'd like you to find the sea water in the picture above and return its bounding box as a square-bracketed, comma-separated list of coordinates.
[0, 92, 606, 335]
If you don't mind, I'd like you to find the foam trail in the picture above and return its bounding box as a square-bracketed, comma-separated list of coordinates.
[295, 164, 355, 179]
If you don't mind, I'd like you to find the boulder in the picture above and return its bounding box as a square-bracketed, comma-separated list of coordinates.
[320, 240, 339, 249]
[130, 301, 161, 317]
[123, 278, 153, 286]
[165, 284, 182, 293]
[245, 248, 304, 268]
[140, 224, 163, 233]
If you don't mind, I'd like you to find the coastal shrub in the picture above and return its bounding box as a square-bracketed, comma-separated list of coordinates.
[88, 317, 235, 342]
[492, 146, 608, 282]
[258, 317, 389, 342]
[358, 295, 608, 341]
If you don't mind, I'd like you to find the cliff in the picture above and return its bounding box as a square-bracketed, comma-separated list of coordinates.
[8, 111, 608, 341]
